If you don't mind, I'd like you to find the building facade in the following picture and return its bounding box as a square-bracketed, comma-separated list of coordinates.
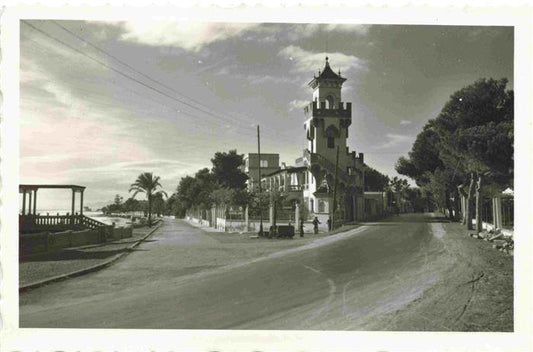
[299, 57, 365, 224]
[245, 57, 370, 225]
[243, 153, 281, 191]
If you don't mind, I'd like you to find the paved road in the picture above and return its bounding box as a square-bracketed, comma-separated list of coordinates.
[19, 214, 474, 329]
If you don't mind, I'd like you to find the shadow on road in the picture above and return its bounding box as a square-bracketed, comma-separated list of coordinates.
[21, 247, 143, 262]
[374, 213, 451, 224]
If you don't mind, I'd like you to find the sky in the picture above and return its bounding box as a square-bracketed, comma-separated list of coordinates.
[19, 21, 514, 210]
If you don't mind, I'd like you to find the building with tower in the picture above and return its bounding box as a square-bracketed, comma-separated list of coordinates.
[246, 57, 378, 227]
[298, 57, 365, 224]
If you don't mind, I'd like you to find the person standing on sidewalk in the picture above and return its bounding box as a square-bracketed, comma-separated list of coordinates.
[299, 218, 304, 237]
[327, 217, 332, 231]
[312, 216, 320, 234]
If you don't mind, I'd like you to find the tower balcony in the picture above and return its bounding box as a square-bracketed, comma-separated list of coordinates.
[304, 101, 352, 118]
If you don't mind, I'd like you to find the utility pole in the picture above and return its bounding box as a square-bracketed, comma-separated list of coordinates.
[353, 155, 358, 222]
[361, 166, 366, 220]
[332, 146, 339, 229]
[257, 125, 264, 237]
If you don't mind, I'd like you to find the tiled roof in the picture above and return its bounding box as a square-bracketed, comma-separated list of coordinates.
[317, 57, 344, 80]
[308, 57, 347, 86]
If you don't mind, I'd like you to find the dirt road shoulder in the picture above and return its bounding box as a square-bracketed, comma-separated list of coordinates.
[365, 220, 513, 331]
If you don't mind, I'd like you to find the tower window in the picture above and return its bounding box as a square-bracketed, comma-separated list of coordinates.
[327, 137, 335, 149]
[326, 95, 334, 109]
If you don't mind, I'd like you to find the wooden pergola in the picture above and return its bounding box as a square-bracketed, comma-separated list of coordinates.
[19, 184, 110, 234]
[19, 184, 86, 217]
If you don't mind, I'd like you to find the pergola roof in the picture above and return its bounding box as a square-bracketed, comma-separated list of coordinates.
[19, 184, 86, 192]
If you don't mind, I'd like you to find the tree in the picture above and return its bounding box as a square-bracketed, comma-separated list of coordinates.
[386, 177, 410, 213]
[395, 120, 462, 218]
[248, 189, 270, 218]
[129, 172, 167, 226]
[364, 166, 389, 191]
[123, 197, 141, 214]
[395, 120, 445, 187]
[397, 78, 513, 230]
[175, 150, 252, 219]
[435, 78, 513, 232]
[175, 168, 218, 219]
[165, 193, 182, 217]
[176, 175, 196, 211]
[114, 194, 123, 208]
[152, 192, 166, 217]
[191, 168, 218, 210]
[211, 150, 248, 189]
[269, 188, 286, 237]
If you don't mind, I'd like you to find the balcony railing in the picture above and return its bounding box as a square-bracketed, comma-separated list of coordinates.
[303, 149, 350, 182]
[20, 214, 110, 233]
[304, 101, 352, 118]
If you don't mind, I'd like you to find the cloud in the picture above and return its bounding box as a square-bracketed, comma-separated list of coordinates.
[119, 21, 260, 52]
[212, 69, 295, 85]
[399, 120, 413, 125]
[287, 24, 371, 41]
[375, 133, 412, 149]
[288, 100, 309, 111]
[247, 74, 294, 85]
[278, 45, 366, 76]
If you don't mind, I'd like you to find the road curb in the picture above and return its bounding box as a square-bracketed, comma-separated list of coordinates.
[19, 221, 163, 293]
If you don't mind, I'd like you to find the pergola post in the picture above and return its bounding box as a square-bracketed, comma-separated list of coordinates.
[22, 190, 27, 215]
[80, 190, 84, 216]
[28, 191, 33, 216]
[33, 189, 37, 215]
[71, 189, 76, 226]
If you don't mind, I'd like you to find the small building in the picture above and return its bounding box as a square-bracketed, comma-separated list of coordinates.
[243, 153, 281, 191]
[262, 166, 308, 199]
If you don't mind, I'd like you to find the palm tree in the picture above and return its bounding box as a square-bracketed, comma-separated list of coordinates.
[129, 172, 167, 226]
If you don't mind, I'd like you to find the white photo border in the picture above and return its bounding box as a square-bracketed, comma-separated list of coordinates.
[1, 1, 532, 351]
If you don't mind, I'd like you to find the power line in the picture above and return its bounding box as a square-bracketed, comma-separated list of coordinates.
[49, 20, 279, 136]
[22, 32, 257, 138]
[21, 43, 263, 145]
[22, 20, 266, 136]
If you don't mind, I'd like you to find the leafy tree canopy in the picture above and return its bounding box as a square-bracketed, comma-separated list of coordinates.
[364, 166, 389, 191]
[129, 172, 167, 225]
[211, 149, 248, 189]
[435, 78, 513, 187]
[395, 120, 444, 186]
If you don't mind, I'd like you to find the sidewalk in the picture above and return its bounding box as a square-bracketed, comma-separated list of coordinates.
[182, 219, 362, 246]
[19, 222, 162, 291]
[183, 217, 331, 236]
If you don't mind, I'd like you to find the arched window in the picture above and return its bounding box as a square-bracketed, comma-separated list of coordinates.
[318, 200, 325, 213]
[327, 136, 335, 149]
[325, 95, 335, 109]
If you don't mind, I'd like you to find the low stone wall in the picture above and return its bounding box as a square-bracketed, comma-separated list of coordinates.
[19, 232, 48, 255]
[70, 229, 103, 247]
[472, 219, 513, 237]
[109, 226, 133, 240]
[187, 216, 210, 227]
[19, 225, 132, 259]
